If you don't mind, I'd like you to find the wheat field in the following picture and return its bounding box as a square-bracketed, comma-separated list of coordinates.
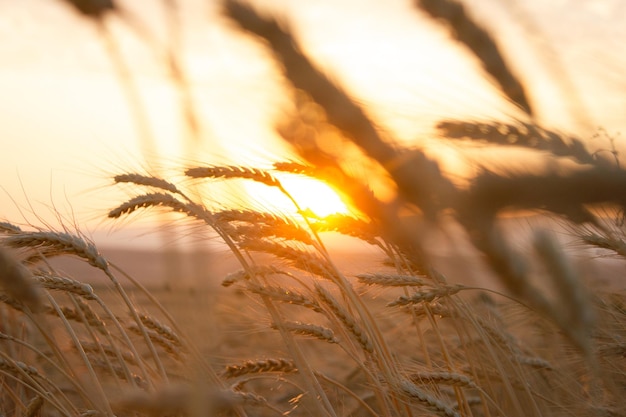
[1, 165, 626, 416]
[2, 0, 626, 416]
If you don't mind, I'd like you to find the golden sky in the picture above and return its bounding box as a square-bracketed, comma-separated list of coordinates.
[0, 0, 625, 246]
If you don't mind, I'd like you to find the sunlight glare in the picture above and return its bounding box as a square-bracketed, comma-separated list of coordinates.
[282, 175, 349, 218]
[244, 175, 349, 218]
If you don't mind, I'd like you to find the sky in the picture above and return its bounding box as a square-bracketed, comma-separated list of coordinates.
[0, 0, 625, 248]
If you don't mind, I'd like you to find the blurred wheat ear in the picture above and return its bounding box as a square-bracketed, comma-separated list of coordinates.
[60, 0, 115, 18]
[415, 0, 532, 116]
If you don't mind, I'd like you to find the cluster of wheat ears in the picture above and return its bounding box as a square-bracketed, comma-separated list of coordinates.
[1, 0, 626, 416]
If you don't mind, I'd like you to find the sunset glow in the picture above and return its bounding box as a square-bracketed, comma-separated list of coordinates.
[280, 175, 349, 218]
[243, 175, 349, 219]
[1, 0, 625, 242]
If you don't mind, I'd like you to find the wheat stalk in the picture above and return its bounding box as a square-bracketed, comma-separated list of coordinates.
[0, 357, 44, 381]
[220, 358, 297, 379]
[239, 239, 336, 279]
[410, 371, 478, 389]
[3, 231, 107, 270]
[137, 313, 183, 348]
[45, 304, 107, 335]
[89, 357, 148, 389]
[0, 354, 75, 415]
[35, 273, 96, 300]
[6, 229, 176, 382]
[108, 192, 191, 219]
[387, 285, 465, 307]
[272, 321, 339, 344]
[315, 284, 373, 353]
[113, 384, 269, 414]
[468, 315, 523, 355]
[128, 324, 183, 360]
[221, 265, 286, 287]
[114, 173, 182, 195]
[128, 323, 182, 361]
[246, 282, 323, 313]
[217, 209, 314, 244]
[0, 335, 83, 414]
[185, 165, 281, 188]
[273, 161, 317, 176]
[597, 342, 626, 357]
[513, 355, 554, 371]
[310, 214, 381, 246]
[399, 379, 460, 417]
[357, 273, 428, 287]
[80, 341, 139, 367]
[534, 229, 594, 353]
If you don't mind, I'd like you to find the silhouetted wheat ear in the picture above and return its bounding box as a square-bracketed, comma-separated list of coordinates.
[310, 214, 381, 246]
[114, 173, 183, 195]
[436, 120, 599, 165]
[273, 161, 316, 176]
[415, 0, 532, 115]
[108, 192, 190, 218]
[60, 0, 115, 18]
[185, 165, 282, 188]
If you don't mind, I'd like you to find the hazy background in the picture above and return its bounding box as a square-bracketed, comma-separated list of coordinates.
[1, 0, 625, 250]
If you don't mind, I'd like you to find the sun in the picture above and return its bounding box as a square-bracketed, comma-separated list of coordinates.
[280, 175, 349, 218]
[243, 174, 349, 218]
